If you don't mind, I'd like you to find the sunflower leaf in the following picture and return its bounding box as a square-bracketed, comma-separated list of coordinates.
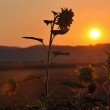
[52, 28, 69, 36]
[62, 81, 85, 88]
[44, 20, 53, 26]
[52, 51, 69, 56]
[21, 75, 42, 83]
[88, 83, 96, 93]
[22, 37, 43, 43]
[83, 96, 105, 105]
[96, 62, 107, 68]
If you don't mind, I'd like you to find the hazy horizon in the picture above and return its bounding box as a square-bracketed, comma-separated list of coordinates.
[0, 42, 110, 48]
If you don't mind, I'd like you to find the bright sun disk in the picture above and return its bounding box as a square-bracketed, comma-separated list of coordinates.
[89, 29, 100, 39]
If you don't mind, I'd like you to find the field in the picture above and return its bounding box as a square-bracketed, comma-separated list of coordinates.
[0, 63, 109, 109]
[0, 66, 76, 98]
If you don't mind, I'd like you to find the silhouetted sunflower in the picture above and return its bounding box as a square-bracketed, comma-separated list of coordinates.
[77, 65, 97, 83]
[56, 8, 74, 29]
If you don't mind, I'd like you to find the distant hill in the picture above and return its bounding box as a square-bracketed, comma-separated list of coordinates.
[0, 44, 110, 63]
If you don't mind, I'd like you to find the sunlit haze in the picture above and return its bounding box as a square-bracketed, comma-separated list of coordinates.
[0, 0, 109, 47]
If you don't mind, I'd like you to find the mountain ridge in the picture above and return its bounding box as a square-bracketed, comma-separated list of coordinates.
[0, 43, 110, 63]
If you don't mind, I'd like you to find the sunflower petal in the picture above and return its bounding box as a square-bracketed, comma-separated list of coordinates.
[51, 11, 58, 16]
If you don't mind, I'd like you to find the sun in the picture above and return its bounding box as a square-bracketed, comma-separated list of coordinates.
[89, 29, 100, 39]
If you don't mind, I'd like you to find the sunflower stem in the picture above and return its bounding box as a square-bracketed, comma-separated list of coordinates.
[45, 15, 56, 109]
[107, 67, 110, 109]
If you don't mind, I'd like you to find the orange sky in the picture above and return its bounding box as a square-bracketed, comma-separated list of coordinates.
[0, 0, 110, 47]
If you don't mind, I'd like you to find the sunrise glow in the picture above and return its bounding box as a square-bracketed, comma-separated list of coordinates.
[0, 0, 109, 47]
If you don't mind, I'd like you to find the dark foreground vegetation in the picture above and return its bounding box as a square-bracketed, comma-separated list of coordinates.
[0, 62, 110, 110]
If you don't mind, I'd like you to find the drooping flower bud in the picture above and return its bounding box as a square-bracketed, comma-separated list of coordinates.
[56, 8, 74, 29]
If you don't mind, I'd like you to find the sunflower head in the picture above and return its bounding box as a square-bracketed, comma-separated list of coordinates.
[3, 77, 18, 96]
[77, 65, 96, 83]
[56, 8, 74, 29]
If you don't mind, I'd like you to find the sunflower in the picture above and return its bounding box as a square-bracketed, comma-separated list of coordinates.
[56, 8, 74, 29]
[77, 65, 96, 83]
[3, 78, 18, 96]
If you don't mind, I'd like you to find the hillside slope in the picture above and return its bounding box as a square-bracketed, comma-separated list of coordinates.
[0, 44, 110, 63]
